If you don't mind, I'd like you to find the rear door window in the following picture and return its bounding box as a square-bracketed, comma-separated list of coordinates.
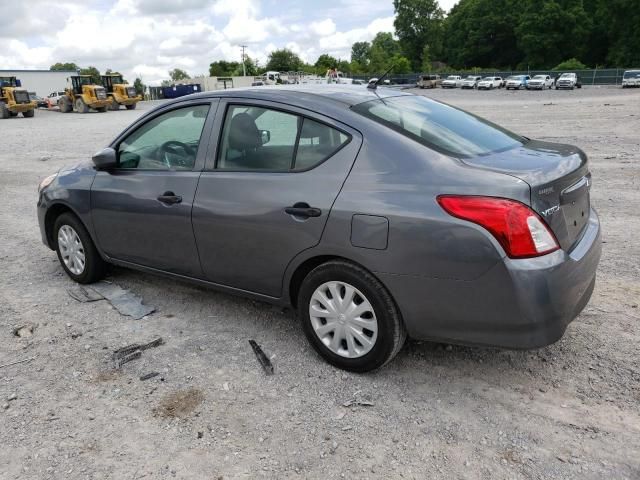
[217, 104, 350, 171]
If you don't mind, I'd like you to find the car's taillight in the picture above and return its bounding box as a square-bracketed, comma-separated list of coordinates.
[437, 195, 559, 259]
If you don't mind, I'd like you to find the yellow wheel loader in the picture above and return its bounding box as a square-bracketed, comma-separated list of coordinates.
[101, 75, 142, 111]
[59, 75, 110, 113]
[0, 77, 36, 119]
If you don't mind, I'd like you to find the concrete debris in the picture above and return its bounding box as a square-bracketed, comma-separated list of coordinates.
[66, 285, 104, 303]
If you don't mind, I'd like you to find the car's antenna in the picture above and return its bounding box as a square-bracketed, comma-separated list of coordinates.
[368, 64, 395, 90]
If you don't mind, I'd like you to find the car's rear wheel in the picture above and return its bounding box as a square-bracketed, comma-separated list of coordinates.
[298, 260, 406, 372]
[54, 213, 106, 284]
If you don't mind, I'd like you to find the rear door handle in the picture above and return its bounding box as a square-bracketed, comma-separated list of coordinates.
[157, 191, 182, 205]
[285, 203, 321, 218]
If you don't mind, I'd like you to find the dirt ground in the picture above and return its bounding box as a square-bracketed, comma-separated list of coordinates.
[0, 86, 638, 480]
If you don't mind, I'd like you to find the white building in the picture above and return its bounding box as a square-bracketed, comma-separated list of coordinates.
[0, 69, 77, 96]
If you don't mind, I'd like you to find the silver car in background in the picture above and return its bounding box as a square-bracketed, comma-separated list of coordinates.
[477, 76, 503, 90]
[527, 75, 554, 90]
[622, 70, 640, 88]
[37, 86, 601, 372]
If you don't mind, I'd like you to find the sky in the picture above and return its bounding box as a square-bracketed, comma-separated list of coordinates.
[1, 0, 458, 85]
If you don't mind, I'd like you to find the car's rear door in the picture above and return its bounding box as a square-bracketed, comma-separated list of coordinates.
[192, 98, 362, 297]
[91, 100, 217, 277]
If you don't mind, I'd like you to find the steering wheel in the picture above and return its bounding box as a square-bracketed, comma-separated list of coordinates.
[159, 140, 194, 168]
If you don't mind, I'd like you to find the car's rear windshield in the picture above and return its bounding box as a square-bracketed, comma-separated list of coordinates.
[352, 95, 524, 158]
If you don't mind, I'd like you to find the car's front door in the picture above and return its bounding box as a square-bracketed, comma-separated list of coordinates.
[192, 99, 362, 297]
[91, 101, 217, 277]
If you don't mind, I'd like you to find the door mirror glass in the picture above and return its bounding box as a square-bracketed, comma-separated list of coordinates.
[92, 147, 117, 170]
[260, 129, 271, 145]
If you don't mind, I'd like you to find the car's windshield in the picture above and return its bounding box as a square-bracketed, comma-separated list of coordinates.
[560, 73, 574, 78]
[507, 76, 522, 81]
[446, 76, 457, 80]
[624, 71, 640, 79]
[482, 77, 493, 81]
[352, 95, 523, 158]
[533, 75, 546, 80]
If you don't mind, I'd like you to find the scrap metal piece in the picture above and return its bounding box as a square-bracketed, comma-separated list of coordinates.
[140, 372, 160, 381]
[249, 340, 274, 376]
[87, 282, 155, 319]
[112, 337, 163, 369]
[66, 286, 104, 303]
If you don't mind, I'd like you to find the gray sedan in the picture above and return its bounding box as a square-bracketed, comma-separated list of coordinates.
[37, 86, 601, 372]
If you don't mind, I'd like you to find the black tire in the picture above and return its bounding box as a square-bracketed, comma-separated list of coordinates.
[297, 260, 406, 372]
[53, 212, 106, 284]
[9, 111, 18, 117]
[59, 96, 72, 113]
[75, 97, 88, 113]
[110, 99, 120, 111]
[96, 106, 107, 113]
[23, 109, 35, 118]
[125, 103, 137, 110]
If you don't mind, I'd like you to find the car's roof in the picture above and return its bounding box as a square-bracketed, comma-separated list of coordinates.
[179, 85, 411, 108]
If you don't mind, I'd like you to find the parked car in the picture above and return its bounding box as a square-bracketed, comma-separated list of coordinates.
[621, 69, 640, 88]
[47, 91, 66, 106]
[505, 75, 530, 90]
[555, 73, 582, 90]
[461, 75, 482, 89]
[29, 92, 48, 108]
[527, 75, 554, 90]
[37, 86, 601, 372]
[417, 74, 441, 89]
[477, 76, 503, 90]
[441, 75, 463, 88]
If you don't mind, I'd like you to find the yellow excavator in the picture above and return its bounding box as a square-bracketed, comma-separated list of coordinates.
[101, 74, 141, 110]
[0, 76, 36, 119]
[59, 75, 110, 113]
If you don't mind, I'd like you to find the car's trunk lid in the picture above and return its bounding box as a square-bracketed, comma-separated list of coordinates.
[461, 140, 591, 251]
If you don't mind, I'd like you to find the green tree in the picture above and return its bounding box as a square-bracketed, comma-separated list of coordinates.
[515, 0, 591, 68]
[420, 45, 432, 72]
[602, 0, 640, 66]
[169, 68, 190, 82]
[265, 49, 304, 72]
[391, 55, 412, 73]
[50, 62, 79, 71]
[314, 54, 339, 74]
[368, 32, 402, 73]
[79, 66, 101, 84]
[393, 0, 445, 70]
[209, 60, 240, 76]
[351, 41, 371, 70]
[443, 0, 522, 69]
[553, 58, 588, 70]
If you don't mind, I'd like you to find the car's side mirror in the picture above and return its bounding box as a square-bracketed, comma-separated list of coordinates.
[92, 147, 117, 171]
[260, 130, 271, 145]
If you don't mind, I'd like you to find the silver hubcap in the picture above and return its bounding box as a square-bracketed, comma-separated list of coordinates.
[58, 225, 85, 275]
[309, 281, 378, 358]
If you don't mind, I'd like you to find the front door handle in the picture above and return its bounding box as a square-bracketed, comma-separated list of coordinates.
[285, 202, 322, 218]
[157, 191, 182, 205]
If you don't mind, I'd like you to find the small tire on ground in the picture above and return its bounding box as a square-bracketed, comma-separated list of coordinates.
[53, 212, 106, 284]
[125, 103, 137, 110]
[297, 260, 406, 372]
[23, 109, 35, 118]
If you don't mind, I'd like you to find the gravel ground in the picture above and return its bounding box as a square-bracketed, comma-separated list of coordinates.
[0, 87, 638, 480]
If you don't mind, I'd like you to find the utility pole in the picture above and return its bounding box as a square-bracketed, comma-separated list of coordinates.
[240, 45, 247, 77]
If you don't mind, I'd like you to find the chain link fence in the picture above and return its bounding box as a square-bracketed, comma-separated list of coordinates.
[353, 69, 636, 86]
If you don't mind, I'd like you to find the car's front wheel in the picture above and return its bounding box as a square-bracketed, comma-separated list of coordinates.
[54, 213, 106, 284]
[298, 261, 406, 372]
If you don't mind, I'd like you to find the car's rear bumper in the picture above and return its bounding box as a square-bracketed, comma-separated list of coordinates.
[379, 208, 601, 349]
